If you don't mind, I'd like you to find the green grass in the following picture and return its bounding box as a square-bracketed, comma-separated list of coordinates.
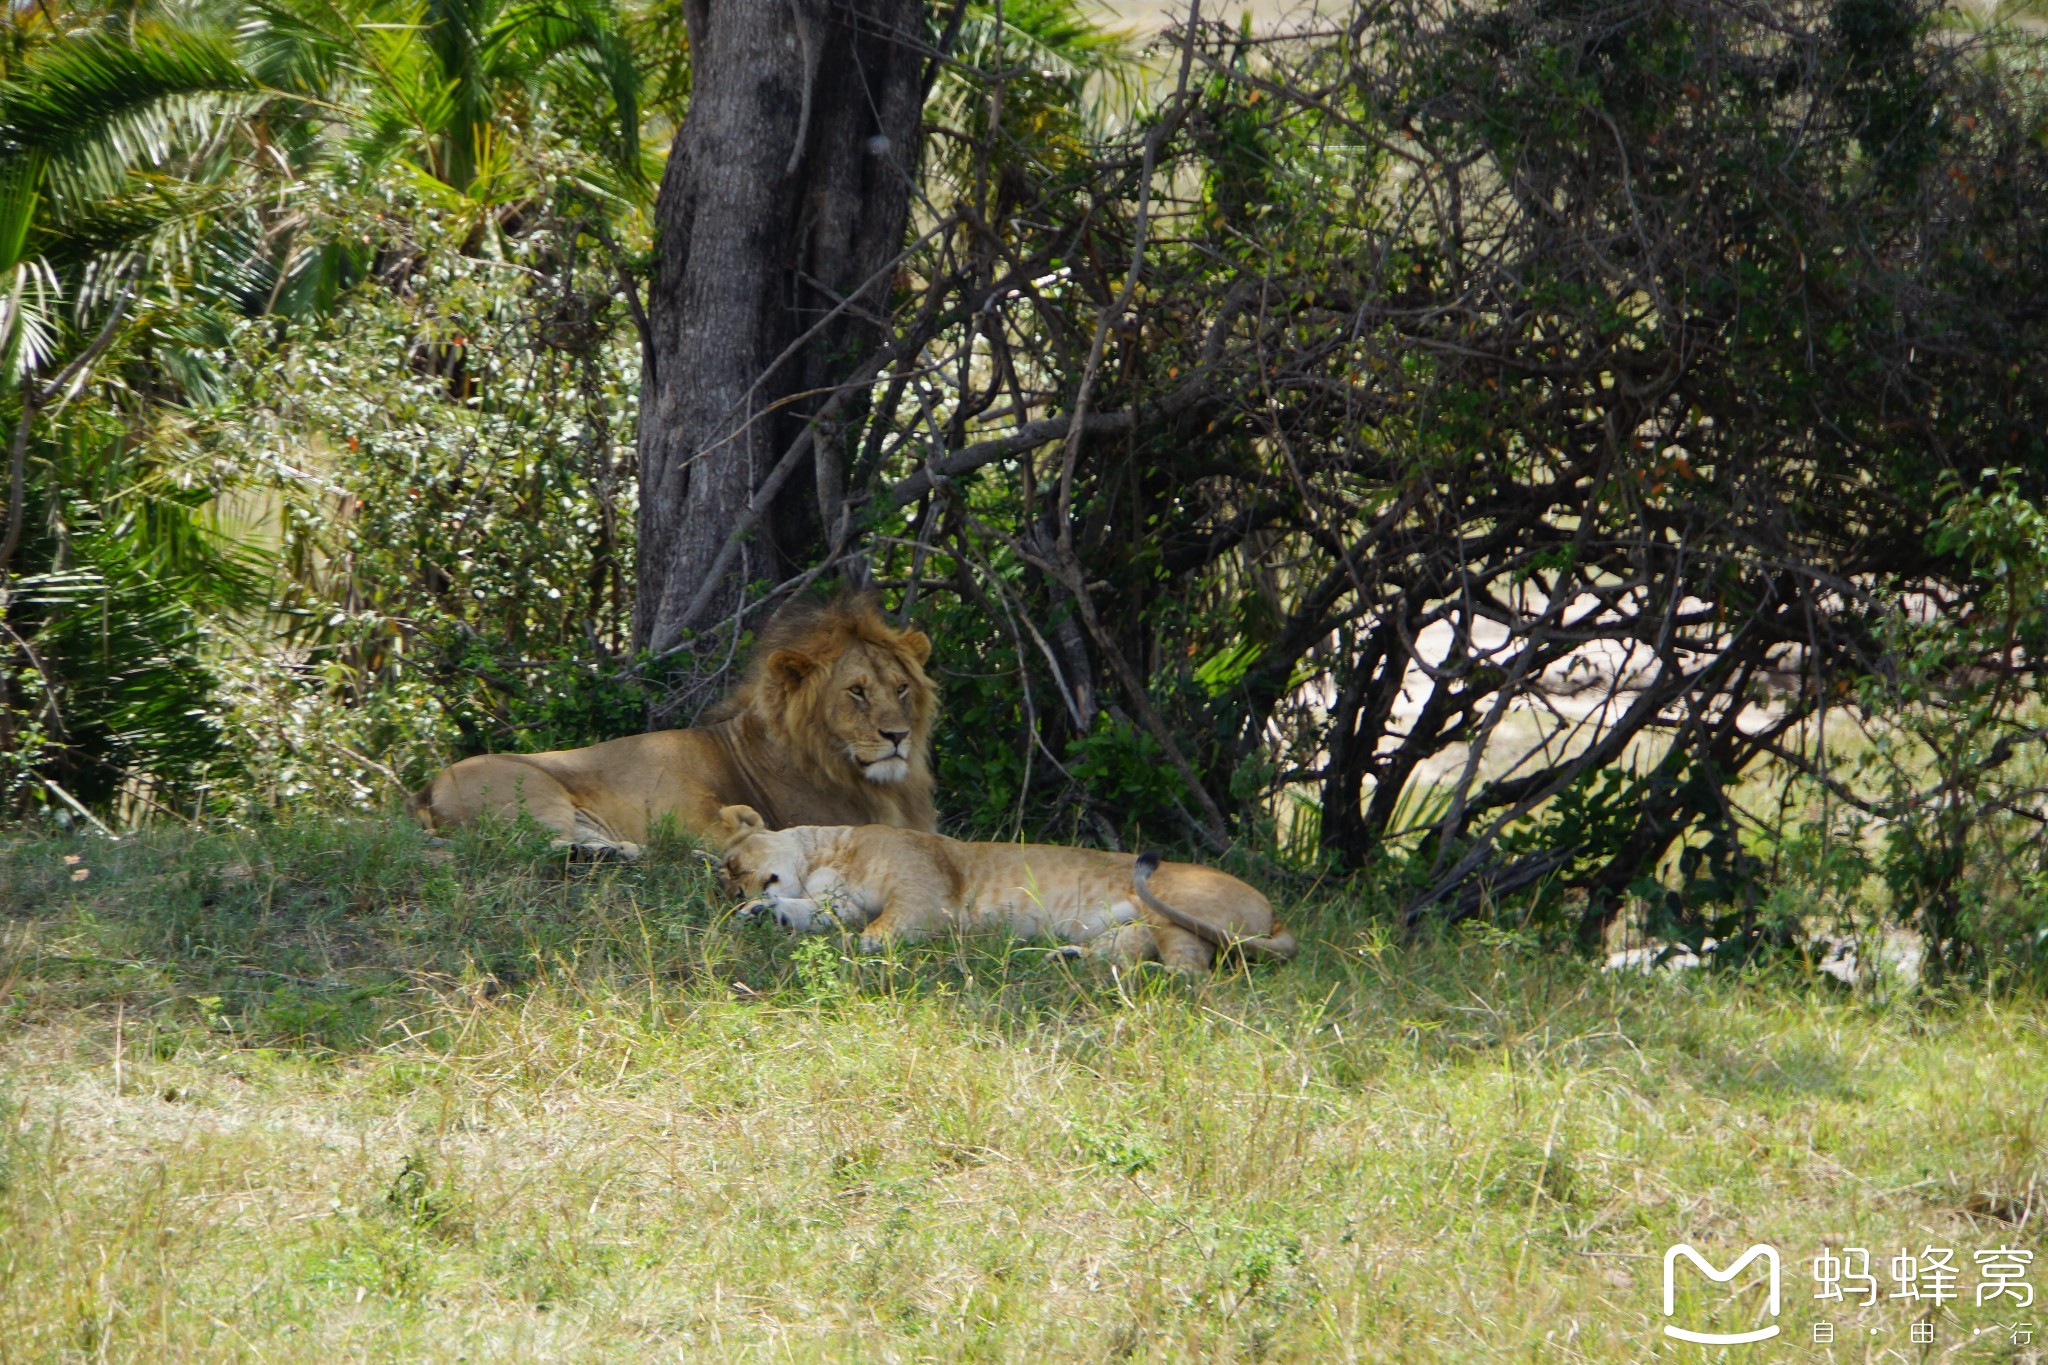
[1, 816, 2044, 1361]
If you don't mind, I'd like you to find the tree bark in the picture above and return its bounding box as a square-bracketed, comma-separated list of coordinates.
[634, 0, 927, 719]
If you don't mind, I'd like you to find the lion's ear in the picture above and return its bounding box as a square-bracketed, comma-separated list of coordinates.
[767, 649, 816, 691]
[896, 629, 931, 666]
[717, 805, 766, 845]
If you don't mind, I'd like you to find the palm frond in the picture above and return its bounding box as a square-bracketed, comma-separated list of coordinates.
[0, 26, 255, 166]
[239, 0, 361, 98]
[490, 0, 642, 178]
[927, 0, 1145, 184]
[0, 153, 41, 272]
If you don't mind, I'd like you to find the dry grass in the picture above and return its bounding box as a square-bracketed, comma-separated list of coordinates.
[1, 816, 2044, 1361]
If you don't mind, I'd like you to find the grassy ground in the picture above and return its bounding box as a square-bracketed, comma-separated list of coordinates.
[1, 817, 2044, 1362]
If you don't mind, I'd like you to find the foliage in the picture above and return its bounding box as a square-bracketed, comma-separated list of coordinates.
[214, 205, 645, 805]
[0, 9, 273, 820]
[0, 0, 653, 818]
[1819, 471, 2048, 977]
[838, 0, 2048, 973]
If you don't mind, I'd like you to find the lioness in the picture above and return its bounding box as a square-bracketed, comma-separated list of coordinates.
[409, 594, 937, 857]
[716, 804, 1297, 973]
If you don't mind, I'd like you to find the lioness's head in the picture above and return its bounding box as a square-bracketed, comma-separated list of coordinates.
[715, 804, 809, 896]
[715, 591, 936, 794]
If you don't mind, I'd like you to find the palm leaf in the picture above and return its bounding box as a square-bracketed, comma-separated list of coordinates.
[1, 256, 61, 380]
[239, 0, 362, 98]
[0, 28, 257, 205]
[490, 0, 642, 177]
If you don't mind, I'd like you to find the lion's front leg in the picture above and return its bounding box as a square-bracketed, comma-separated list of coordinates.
[854, 905, 923, 954]
[853, 881, 947, 954]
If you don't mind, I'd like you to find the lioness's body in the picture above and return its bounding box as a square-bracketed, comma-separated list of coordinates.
[717, 807, 1297, 973]
[409, 595, 937, 854]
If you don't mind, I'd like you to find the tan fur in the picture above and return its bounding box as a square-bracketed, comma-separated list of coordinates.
[409, 594, 938, 855]
[715, 805, 1298, 974]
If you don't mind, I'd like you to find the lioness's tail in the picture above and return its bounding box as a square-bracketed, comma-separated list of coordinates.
[1131, 852, 1298, 963]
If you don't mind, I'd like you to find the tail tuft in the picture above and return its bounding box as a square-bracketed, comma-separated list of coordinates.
[1135, 850, 1163, 875]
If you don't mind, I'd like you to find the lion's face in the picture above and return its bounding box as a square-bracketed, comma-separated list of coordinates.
[767, 627, 933, 788]
[824, 641, 924, 783]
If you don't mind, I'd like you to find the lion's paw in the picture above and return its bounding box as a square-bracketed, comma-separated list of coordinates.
[552, 839, 643, 864]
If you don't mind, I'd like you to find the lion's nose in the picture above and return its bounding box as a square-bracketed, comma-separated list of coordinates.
[881, 728, 909, 746]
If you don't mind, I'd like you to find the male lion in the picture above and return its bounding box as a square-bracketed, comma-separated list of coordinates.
[716, 804, 1297, 973]
[409, 594, 937, 857]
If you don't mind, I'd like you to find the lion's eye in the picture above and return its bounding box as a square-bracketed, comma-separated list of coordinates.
[848, 685, 867, 702]
[897, 685, 910, 701]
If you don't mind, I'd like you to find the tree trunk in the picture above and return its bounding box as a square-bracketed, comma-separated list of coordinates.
[634, 0, 927, 718]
